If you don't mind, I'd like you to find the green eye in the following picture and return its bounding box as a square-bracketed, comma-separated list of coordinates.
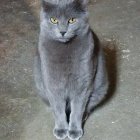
[68, 18, 76, 24]
[50, 17, 58, 24]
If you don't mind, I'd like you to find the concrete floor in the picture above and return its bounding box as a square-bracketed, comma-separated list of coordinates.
[0, 0, 140, 140]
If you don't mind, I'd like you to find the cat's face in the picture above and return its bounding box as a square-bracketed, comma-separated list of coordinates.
[41, 0, 89, 43]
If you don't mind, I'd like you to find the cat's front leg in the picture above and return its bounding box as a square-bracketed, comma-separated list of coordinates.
[68, 95, 88, 140]
[50, 97, 68, 139]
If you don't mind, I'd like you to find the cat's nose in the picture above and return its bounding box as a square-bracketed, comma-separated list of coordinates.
[60, 31, 66, 36]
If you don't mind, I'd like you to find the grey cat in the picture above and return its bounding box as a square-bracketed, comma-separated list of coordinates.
[34, 0, 108, 140]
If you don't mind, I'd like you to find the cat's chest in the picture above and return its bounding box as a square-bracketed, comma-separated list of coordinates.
[45, 46, 88, 75]
[46, 47, 88, 74]
[41, 39, 94, 92]
[46, 43, 82, 63]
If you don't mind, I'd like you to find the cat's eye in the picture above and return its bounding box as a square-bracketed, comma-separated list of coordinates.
[68, 18, 76, 24]
[50, 17, 58, 24]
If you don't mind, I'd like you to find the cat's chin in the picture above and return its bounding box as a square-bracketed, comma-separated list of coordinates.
[57, 36, 76, 43]
[58, 38, 70, 43]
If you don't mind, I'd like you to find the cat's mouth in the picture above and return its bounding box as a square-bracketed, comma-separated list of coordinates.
[58, 38, 70, 43]
[57, 35, 76, 43]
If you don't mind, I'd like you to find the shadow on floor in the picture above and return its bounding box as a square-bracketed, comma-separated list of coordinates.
[93, 32, 118, 110]
[102, 39, 118, 106]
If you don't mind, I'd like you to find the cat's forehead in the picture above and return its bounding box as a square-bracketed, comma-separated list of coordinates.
[43, 1, 86, 18]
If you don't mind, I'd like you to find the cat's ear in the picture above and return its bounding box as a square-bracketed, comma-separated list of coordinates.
[42, 0, 54, 11]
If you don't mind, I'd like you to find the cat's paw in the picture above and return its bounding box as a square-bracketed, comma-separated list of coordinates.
[53, 128, 68, 140]
[68, 129, 83, 140]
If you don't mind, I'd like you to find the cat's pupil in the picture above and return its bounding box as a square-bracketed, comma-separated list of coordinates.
[68, 18, 76, 24]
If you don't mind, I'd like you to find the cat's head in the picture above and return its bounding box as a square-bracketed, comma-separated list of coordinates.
[41, 0, 89, 43]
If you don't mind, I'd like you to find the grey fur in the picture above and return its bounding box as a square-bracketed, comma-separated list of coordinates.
[34, 0, 108, 140]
